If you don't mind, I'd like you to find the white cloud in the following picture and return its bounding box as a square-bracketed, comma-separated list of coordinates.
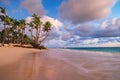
[21, 0, 46, 16]
[25, 17, 33, 24]
[41, 16, 63, 31]
[25, 16, 63, 29]
[93, 41, 120, 47]
[83, 38, 99, 44]
[44, 39, 66, 47]
[25, 16, 63, 41]
[61, 32, 71, 41]
[95, 18, 120, 37]
[59, 0, 116, 24]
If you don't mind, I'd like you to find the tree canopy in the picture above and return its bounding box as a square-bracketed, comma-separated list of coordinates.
[0, 7, 52, 49]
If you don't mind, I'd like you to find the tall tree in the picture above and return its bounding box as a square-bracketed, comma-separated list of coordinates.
[32, 13, 42, 44]
[19, 19, 26, 46]
[28, 14, 52, 48]
[11, 19, 20, 43]
[0, 7, 7, 45]
[28, 22, 34, 39]
[39, 21, 51, 45]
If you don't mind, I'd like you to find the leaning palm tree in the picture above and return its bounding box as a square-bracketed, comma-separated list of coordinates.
[28, 22, 34, 39]
[32, 13, 42, 45]
[39, 21, 52, 45]
[19, 19, 26, 46]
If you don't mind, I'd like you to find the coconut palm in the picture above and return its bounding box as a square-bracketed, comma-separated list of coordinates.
[11, 19, 20, 43]
[28, 22, 34, 38]
[32, 13, 42, 44]
[43, 21, 51, 32]
[39, 21, 52, 45]
[19, 19, 26, 46]
[0, 7, 7, 45]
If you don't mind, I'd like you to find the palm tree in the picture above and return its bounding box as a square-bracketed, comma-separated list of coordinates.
[32, 13, 42, 44]
[43, 21, 51, 32]
[0, 7, 7, 46]
[39, 21, 52, 45]
[11, 19, 20, 43]
[5, 16, 15, 43]
[28, 22, 34, 38]
[19, 19, 26, 46]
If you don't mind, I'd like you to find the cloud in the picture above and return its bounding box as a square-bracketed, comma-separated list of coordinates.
[0, 0, 10, 5]
[21, 0, 46, 16]
[61, 23, 97, 41]
[26, 16, 120, 47]
[46, 27, 61, 40]
[44, 39, 66, 47]
[59, 0, 116, 24]
[26, 16, 63, 30]
[25, 17, 33, 24]
[41, 16, 63, 31]
[64, 37, 120, 47]
[61, 17, 120, 42]
[82, 38, 99, 44]
[62, 32, 71, 41]
[25, 16, 63, 40]
[91, 41, 120, 47]
[94, 18, 120, 37]
[72, 24, 97, 37]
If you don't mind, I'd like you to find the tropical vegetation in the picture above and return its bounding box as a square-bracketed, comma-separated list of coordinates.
[0, 7, 52, 49]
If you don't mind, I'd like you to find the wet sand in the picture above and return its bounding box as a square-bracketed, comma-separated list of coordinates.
[0, 48, 120, 80]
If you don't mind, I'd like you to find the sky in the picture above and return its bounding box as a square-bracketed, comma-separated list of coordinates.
[0, 0, 120, 47]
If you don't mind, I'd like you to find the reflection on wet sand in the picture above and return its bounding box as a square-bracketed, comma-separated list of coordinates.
[0, 48, 120, 80]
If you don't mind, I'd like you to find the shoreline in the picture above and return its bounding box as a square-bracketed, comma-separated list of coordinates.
[0, 47, 120, 80]
[65, 47, 120, 53]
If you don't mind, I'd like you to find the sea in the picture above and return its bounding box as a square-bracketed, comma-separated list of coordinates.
[66, 47, 120, 53]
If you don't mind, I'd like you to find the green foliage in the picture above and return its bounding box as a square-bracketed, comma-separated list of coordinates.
[0, 7, 6, 14]
[0, 31, 2, 43]
[43, 21, 51, 32]
[19, 19, 26, 30]
[0, 7, 52, 49]
[24, 34, 31, 44]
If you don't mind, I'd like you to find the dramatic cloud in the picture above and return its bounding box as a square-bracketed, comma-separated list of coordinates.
[26, 16, 63, 30]
[72, 24, 97, 37]
[64, 37, 120, 47]
[21, 0, 46, 16]
[62, 32, 71, 41]
[25, 16, 63, 40]
[46, 27, 61, 40]
[61, 23, 96, 41]
[60, 17, 120, 47]
[59, 0, 116, 24]
[94, 18, 120, 37]
[62, 17, 120, 42]
[41, 16, 63, 31]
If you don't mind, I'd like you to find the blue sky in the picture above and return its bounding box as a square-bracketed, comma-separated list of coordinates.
[0, 0, 120, 47]
[0, 0, 64, 19]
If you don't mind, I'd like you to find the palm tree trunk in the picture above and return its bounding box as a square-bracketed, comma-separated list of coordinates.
[2, 24, 7, 46]
[35, 28, 39, 44]
[21, 30, 24, 46]
[39, 31, 50, 46]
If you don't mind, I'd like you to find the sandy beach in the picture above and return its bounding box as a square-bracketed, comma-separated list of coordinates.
[0, 47, 120, 80]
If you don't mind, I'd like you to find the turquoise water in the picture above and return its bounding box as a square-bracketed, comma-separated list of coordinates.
[67, 47, 120, 53]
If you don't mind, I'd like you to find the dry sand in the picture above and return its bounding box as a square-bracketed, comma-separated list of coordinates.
[0, 47, 40, 66]
[0, 48, 120, 80]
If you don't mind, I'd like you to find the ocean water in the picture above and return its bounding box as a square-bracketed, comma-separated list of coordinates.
[67, 47, 120, 53]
